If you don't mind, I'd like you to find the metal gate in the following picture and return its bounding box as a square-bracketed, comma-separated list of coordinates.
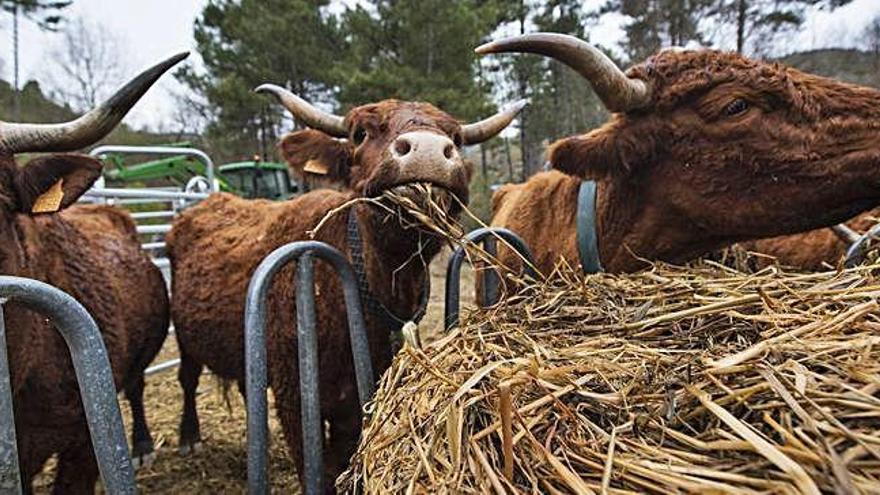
[244, 241, 374, 495]
[0, 276, 135, 494]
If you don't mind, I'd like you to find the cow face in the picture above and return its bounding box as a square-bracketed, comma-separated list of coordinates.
[344, 100, 473, 203]
[480, 34, 880, 249]
[259, 85, 526, 209]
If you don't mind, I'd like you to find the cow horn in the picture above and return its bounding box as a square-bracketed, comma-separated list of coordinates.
[461, 99, 528, 145]
[476, 33, 651, 113]
[255, 84, 348, 138]
[831, 224, 861, 245]
[0, 52, 189, 154]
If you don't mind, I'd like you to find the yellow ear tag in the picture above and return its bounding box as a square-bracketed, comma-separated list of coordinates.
[31, 179, 65, 214]
[303, 159, 330, 175]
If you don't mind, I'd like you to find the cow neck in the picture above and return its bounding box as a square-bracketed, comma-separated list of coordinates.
[350, 203, 437, 325]
[595, 177, 715, 272]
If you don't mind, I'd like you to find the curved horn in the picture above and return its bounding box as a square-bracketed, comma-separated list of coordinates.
[255, 84, 348, 138]
[461, 99, 528, 145]
[831, 224, 861, 245]
[476, 33, 651, 113]
[0, 52, 189, 154]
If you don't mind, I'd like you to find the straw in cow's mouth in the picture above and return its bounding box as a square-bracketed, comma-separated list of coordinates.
[308, 182, 542, 297]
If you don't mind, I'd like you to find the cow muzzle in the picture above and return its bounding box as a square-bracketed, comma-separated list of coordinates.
[391, 131, 459, 170]
[386, 131, 469, 201]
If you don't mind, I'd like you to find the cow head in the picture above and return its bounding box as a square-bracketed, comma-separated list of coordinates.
[479, 34, 880, 267]
[258, 85, 526, 208]
[0, 53, 187, 221]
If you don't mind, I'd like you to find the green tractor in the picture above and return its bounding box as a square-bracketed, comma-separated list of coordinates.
[99, 144, 299, 200]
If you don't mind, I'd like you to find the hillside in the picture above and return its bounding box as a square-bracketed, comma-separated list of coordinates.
[780, 48, 880, 88]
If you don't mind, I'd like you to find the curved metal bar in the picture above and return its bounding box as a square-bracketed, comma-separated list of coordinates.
[845, 222, 880, 268]
[444, 228, 537, 330]
[0, 276, 135, 494]
[0, 299, 20, 494]
[245, 241, 373, 495]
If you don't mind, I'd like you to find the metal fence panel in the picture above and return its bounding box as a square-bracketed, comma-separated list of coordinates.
[0, 276, 135, 494]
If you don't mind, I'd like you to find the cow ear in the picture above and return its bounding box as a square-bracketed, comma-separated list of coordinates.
[279, 130, 352, 186]
[549, 130, 617, 180]
[15, 154, 102, 214]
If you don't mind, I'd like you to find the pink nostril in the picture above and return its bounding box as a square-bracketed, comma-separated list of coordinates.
[443, 144, 454, 159]
[394, 138, 412, 156]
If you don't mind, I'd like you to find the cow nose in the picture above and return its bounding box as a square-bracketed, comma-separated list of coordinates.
[391, 131, 458, 167]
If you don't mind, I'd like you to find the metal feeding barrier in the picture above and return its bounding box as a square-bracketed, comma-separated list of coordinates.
[445, 228, 537, 330]
[244, 241, 374, 495]
[844, 223, 880, 268]
[0, 276, 135, 494]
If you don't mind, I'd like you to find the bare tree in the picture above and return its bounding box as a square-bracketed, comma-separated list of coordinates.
[46, 16, 127, 111]
[863, 16, 880, 69]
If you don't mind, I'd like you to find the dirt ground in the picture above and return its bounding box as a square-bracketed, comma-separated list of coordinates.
[31, 248, 475, 494]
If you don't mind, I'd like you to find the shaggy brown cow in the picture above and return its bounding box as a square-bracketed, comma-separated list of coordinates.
[479, 33, 880, 275]
[167, 86, 524, 490]
[2, 54, 182, 493]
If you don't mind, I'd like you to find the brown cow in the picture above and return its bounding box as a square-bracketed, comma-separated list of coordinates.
[479, 33, 880, 275]
[167, 86, 524, 490]
[1, 54, 182, 493]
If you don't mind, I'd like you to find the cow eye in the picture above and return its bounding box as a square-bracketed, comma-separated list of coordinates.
[452, 133, 463, 148]
[725, 98, 749, 117]
[352, 127, 367, 145]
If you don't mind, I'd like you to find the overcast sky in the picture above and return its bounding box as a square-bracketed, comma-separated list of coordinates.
[0, 0, 877, 130]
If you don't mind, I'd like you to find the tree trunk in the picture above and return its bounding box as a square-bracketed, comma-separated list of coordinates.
[505, 138, 514, 182]
[736, 0, 747, 54]
[13, 5, 20, 121]
[518, 0, 529, 182]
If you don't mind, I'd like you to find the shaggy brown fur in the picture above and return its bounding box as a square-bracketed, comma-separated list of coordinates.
[491, 49, 880, 274]
[168, 99, 476, 491]
[0, 153, 169, 494]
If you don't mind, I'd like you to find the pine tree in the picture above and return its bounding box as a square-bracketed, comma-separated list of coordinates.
[177, 0, 343, 160]
[336, 0, 503, 121]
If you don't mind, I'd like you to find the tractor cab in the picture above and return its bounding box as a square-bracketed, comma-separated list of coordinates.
[219, 158, 298, 200]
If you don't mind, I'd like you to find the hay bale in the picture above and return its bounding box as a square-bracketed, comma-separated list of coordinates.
[339, 262, 880, 493]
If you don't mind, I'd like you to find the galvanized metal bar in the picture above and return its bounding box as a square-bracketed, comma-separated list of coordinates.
[136, 225, 172, 235]
[480, 236, 500, 307]
[82, 188, 209, 201]
[131, 210, 176, 220]
[295, 254, 323, 494]
[845, 223, 880, 268]
[0, 306, 22, 495]
[144, 358, 181, 376]
[445, 228, 537, 330]
[245, 241, 374, 495]
[0, 277, 135, 494]
[89, 145, 217, 192]
[141, 242, 166, 251]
